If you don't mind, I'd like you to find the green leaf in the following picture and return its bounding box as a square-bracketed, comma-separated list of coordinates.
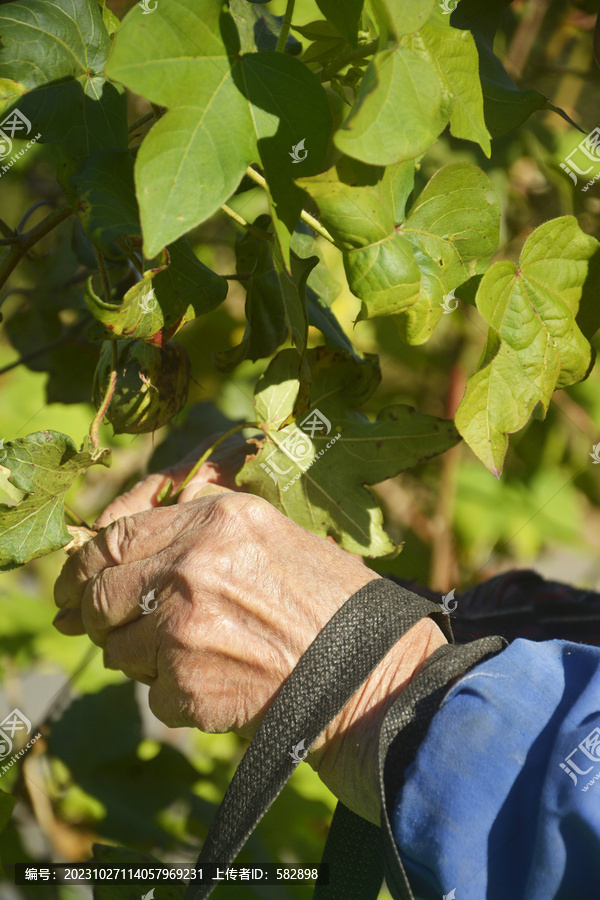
[214, 225, 289, 371]
[452, 0, 573, 138]
[315, 0, 364, 45]
[296, 156, 415, 248]
[84, 239, 227, 346]
[69, 149, 140, 254]
[272, 243, 315, 357]
[334, 48, 451, 165]
[290, 224, 341, 306]
[298, 162, 392, 248]
[370, 0, 437, 38]
[0, 432, 111, 570]
[228, 0, 302, 54]
[0, 0, 126, 163]
[348, 162, 500, 342]
[105, 0, 332, 265]
[237, 347, 460, 556]
[402, 15, 491, 155]
[455, 217, 599, 476]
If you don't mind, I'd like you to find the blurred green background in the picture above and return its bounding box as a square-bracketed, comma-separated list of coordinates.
[1, 0, 600, 897]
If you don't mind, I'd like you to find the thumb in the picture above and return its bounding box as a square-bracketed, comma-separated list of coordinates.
[183, 483, 235, 502]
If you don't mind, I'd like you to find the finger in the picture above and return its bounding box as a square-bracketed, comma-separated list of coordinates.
[103, 616, 158, 683]
[80, 557, 167, 646]
[53, 608, 86, 635]
[94, 472, 173, 528]
[55, 502, 190, 611]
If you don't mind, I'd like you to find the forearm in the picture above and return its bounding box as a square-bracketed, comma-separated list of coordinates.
[307, 616, 447, 824]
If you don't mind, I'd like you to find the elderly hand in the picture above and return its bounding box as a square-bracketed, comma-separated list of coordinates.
[54, 489, 446, 823]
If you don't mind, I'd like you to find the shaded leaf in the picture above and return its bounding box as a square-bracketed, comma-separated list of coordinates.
[452, 0, 574, 138]
[0, 0, 126, 164]
[0, 432, 111, 570]
[455, 217, 599, 475]
[106, 0, 332, 265]
[69, 148, 140, 254]
[84, 239, 227, 346]
[237, 347, 460, 556]
[228, 0, 302, 54]
[315, 0, 364, 45]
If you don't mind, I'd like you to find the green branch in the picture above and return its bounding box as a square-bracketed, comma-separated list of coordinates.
[244, 166, 337, 245]
[276, 0, 296, 52]
[0, 206, 73, 296]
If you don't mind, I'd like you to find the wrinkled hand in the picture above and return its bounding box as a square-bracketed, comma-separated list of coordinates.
[54, 489, 446, 823]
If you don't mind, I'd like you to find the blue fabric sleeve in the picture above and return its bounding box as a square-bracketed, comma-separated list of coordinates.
[389, 638, 600, 899]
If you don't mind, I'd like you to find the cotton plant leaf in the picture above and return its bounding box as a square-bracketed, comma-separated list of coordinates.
[0, 432, 111, 570]
[228, 0, 302, 54]
[213, 225, 316, 371]
[334, 47, 452, 166]
[369, 0, 438, 39]
[452, 0, 577, 138]
[237, 347, 461, 556]
[0, 0, 126, 164]
[455, 217, 599, 476]
[84, 238, 227, 347]
[69, 147, 140, 255]
[300, 161, 499, 344]
[401, 13, 491, 155]
[105, 0, 332, 266]
[315, 0, 364, 45]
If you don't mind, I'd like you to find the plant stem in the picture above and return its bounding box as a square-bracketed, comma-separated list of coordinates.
[276, 0, 295, 52]
[0, 206, 73, 294]
[93, 244, 112, 303]
[128, 109, 155, 134]
[64, 504, 91, 528]
[222, 272, 252, 281]
[171, 422, 261, 501]
[318, 39, 378, 82]
[0, 217, 12, 239]
[298, 208, 336, 245]
[89, 341, 119, 450]
[244, 166, 337, 245]
[116, 236, 144, 275]
[0, 316, 92, 377]
[221, 203, 274, 241]
[17, 200, 53, 234]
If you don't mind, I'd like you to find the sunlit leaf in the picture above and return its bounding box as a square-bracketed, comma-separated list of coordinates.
[455, 217, 599, 475]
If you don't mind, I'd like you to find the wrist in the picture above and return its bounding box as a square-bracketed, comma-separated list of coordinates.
[307, 616, 447, 824]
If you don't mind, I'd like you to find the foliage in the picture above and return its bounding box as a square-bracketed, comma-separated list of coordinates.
[1, 0, 600, 896]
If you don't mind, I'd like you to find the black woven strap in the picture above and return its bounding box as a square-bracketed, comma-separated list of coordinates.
[185, 578, 452, 900]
